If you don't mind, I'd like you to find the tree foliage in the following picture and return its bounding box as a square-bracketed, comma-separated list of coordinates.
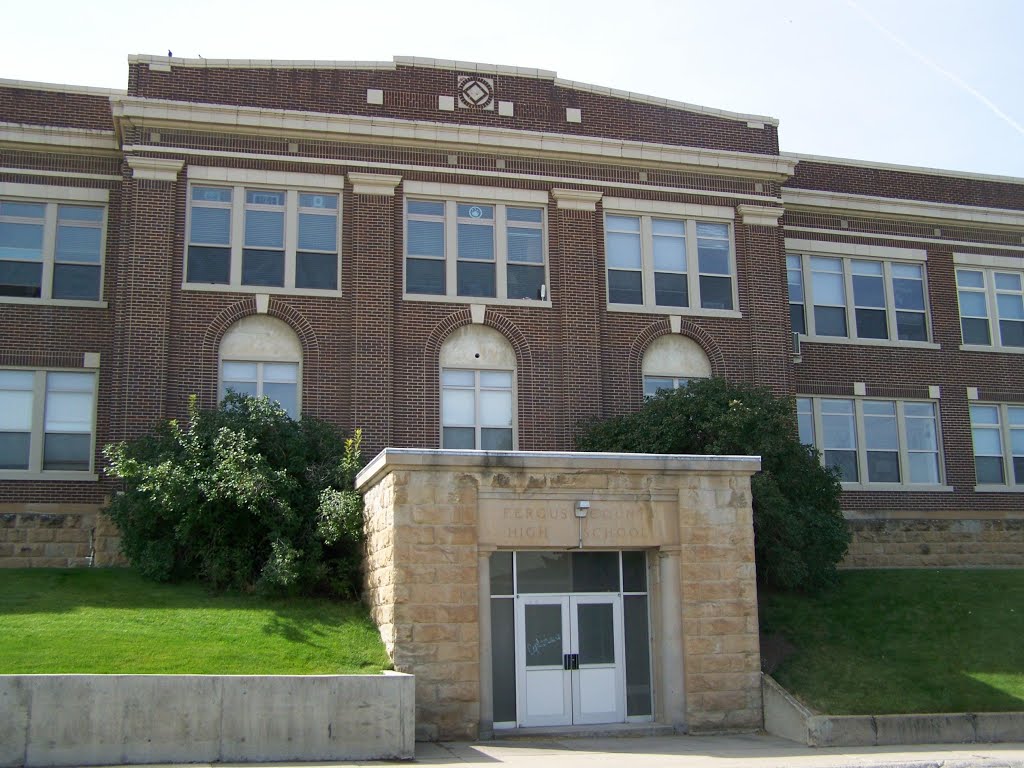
[576, 377, 849, 591]
[103, 393, 365, 597]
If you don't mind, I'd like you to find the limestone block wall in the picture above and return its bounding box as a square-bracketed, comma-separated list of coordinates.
[678, 473, 762, 731]
[844, 518, 1024, 568]
[0, 504, 123, 568]
[357, 449, 764, 741]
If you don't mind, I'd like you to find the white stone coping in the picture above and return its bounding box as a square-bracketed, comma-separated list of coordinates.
[355, 448, 762, 491]
[785, 238, 927, 261]
[782, 188, 1024, 229]
[110, 97, 796, 180]
[0, 121, 119, 151]
[0, 76, 126, 96]
[125, 54, 778, 127]
[784, 151, 1024, 186]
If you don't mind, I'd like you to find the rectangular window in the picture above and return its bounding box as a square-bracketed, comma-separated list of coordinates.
[187, 185, 340, 292]
[0, 200, 105, 301]
[788, 254, 929, 343]
[642, 376, 691, 399]
[405, 199, 547, 302]
[0, 370, 96, 475]
[802, 397, 942, 487]
[220, 361, 300, 418]
[441, 368, 514, 449]
[970, 403, 1024, 486]
[957, 268, 1024, 350]
[605, 213, 734, 312]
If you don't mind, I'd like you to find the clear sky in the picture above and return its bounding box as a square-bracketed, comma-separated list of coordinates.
[3, 0, 1023, 178]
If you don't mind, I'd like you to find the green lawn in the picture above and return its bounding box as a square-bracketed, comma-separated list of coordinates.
[0, 569, 391, 674]
[760, 569, 1024, 715]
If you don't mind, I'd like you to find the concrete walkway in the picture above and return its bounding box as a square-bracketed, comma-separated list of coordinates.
[109, 733, 1024, 767]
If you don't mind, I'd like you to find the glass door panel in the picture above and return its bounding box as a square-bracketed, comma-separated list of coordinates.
[516, 596, 571, 726]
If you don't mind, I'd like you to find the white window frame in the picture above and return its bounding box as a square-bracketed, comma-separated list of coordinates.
[219, 360, 302, 419]
[0, 183, 109, 307]
[440, 367, 517, 450]
[603, 198, 738, 318]
[969, 402, 1024, 491]
[184, 167, 344, 296]
[954, 253, 1024, 353]
[0, 368, 98, 481]
[785, 240, 934, 348]
[403, 181, 551, 307]
[798, 396, 948, 491]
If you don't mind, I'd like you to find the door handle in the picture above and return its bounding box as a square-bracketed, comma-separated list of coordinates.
[563, 653, 572, 670]
[570, 653, 579, 670]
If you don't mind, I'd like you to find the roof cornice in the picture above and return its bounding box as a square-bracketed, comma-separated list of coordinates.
[0, 76, 125, 96]
[783, 151, 1024, 186]
[0, 121, 119, 153]
[782, 188, 1024, 229]
[110, 96, 796, 180]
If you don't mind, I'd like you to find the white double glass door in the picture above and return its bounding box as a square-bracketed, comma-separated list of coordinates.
[515, 594, 625, 727]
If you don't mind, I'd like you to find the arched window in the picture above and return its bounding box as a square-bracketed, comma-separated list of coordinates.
[439, 325, 516, 449]
[219, 315, 302, 418]
[641, 334, 711, 398]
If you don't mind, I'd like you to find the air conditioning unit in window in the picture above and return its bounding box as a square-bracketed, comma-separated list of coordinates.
[792, 331, 801, 356]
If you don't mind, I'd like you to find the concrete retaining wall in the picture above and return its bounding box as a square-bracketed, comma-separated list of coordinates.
[0, 672, 414, 767]
[763, 675, 1024, 747]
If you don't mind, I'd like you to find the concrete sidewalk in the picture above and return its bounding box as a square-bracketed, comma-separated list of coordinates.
[107, 733, 1024, 767]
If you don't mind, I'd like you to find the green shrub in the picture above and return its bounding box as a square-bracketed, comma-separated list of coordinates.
[577, 377, 849, 591]
[104, 393, 365, 597]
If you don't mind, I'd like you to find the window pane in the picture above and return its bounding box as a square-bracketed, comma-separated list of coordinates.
[298, 213, 337, 252]
[187, 246, 230, 284]
[972, 428, 1002, 456]
[407, 199, 444, 216]
[790, 304, 806, 335]
[811, 261, 845, 304]
[0, 201, 45, 217]
[654, 272, 687, 307]
[608, 270, 642, 304]
[263, 382, 298, 418]
[245, 209, 284, 249]
[796, 398, 814, 445]
[442, 369, 474, 386]
[298, 193, 337, 210]
[787, 255, 804, 301]
[507, 264, 544, 300]
[490, 598, 517, 723]
[52, 264, 100, 301]
[999, 320, 1024, 347]
[189, 207, 230, 245]
[909, 453, 939, 484]
[855, 308, 888, 339]
[905, 409, 937, 450]
[699, 275, 733, 310]
[956, 269, 984, 288]
[971, 405, 1001, 425]
[643, 377, 675, 398]
[192, 186, 232, 203]
[606, 232, 642, 269]
[457, 203, 493, 221]
[442, 388, 475, 426]
[653, 231, 685, 272]
[896, 311, 927, 342]
[961, 317, 991, 345]
[822, 401, 856, 449]
[577, 603, 615, 664]
[892, 267, 925, 310]
[223, 361, 258, 381]
[0, 221, 44, 260]
[480, 371, 513, 387]
[697, 238, 730, 275]
[0, 261, 43, 297]
[263, 363, 297, 383]
[295, 252, 337, 290]
[490, 551, 514, 595]
[622, 551, 647, 592]
[406, 258, 444, 294]
[407, 219, 445, 257]
[56, 224, 102, 263]
[507, 207, 542, 223]
[223, 381, 258, 399]
[606, 215, 640, 233]
[959, 291, 989, 317]
[1014, 457, 1024, 485]
[480, 428, 513, 450]
[44, 391, 93, 432]
[457, 222, 494, 261]
[997, 293, 1024, 320]
[524, 604, 564, 667]
[976, 455, 1005, 485]
[863, 402, 898, 449]
[0, 432, 30, 470]
[624, 595, 652, 717]
[507, 227, 543, 264]
[1010, 407, 1024, 427]
[457, 260, 496, 297]
[815, 305, 847, 337]
[517, 551, 570, 593]
[572, 551, 619, 592]
[242, 249, 284, 287]
[825, 450, 858, 482]
[995, 272, 1022, 291]
[442, 426, 476, 449]
[0, 389, 33, 431]
[43, 433, 91, 471]
[867, 451, 900, 483]
[480, 390, 512, 427]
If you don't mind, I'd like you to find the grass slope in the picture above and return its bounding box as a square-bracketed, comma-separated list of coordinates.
[760, 569, 1024, 715]
[0, 569, 391, 675]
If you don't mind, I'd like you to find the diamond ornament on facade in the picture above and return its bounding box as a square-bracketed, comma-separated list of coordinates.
[458, 75, 495, 110]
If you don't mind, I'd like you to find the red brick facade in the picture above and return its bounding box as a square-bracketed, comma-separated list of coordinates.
[1, 56, 1021, 567]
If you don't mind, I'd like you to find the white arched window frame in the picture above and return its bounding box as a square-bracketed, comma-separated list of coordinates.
[439, 325, 517, 449]
[641, 335, 712, 398]
[218, 315, 303, 418]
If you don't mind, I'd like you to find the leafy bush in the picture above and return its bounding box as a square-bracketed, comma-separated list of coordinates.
[104, 393, 365, 597]
[576, 377, 849, 591]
